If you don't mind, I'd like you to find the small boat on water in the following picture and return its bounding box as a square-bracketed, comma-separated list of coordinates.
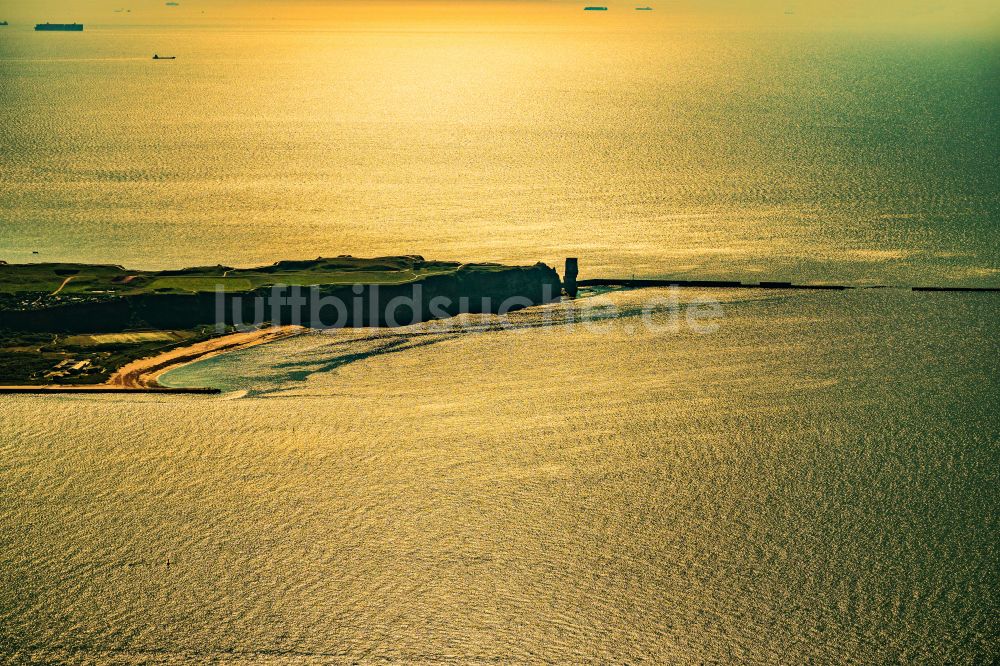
[152, 54, 176, 60]
[0, 21, 9, 26]
[584, 6, 609, 10]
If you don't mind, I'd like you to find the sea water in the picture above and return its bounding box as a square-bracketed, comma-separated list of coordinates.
[1, 8, 998, 663]
[2, 288, 998, 661]
[0, 16, 997, 286]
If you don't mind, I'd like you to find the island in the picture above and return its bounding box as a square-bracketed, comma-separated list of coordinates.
[0, 256, 562, 390]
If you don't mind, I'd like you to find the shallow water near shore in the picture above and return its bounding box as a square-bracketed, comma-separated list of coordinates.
[2, 289, 997, 662]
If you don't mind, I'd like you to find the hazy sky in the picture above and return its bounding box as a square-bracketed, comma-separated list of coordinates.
[6, 0, 1000, 33]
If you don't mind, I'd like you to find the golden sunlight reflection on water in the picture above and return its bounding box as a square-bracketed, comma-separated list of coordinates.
[1, 19, 997, 286]
[2, 289, 997, 661]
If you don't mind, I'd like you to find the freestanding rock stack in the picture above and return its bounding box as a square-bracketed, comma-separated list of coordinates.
[564, 258, 579, 297]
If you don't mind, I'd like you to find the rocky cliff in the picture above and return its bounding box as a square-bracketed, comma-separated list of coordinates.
[1, 261, 562, 333]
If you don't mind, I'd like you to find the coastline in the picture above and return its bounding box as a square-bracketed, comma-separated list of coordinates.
[0, 325, 304, 394]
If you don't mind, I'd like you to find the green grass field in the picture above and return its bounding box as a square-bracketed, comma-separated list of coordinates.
[0, 256, 467, 296]
[62, 331, 195, 346]
[145, 277, 255, 293]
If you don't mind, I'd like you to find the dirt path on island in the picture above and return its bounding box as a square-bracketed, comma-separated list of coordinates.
[51, 275, 75, 295]
[106, 325, 305, 389]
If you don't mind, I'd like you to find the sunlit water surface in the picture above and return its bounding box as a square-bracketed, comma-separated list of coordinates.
[2, 289, 997, 662]
[0, 18, 998, 285]
[1, 9, 998, 662]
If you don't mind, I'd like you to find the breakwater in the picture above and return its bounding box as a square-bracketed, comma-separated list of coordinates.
[577, 278, 999, 293]
[577, 278, 850, 290]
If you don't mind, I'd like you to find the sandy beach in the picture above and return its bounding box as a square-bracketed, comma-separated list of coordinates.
[0, 326, 304, 393]
[107, 325, 304, 388]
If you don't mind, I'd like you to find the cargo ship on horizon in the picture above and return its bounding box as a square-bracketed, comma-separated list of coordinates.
[35, 23, 84, 31]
